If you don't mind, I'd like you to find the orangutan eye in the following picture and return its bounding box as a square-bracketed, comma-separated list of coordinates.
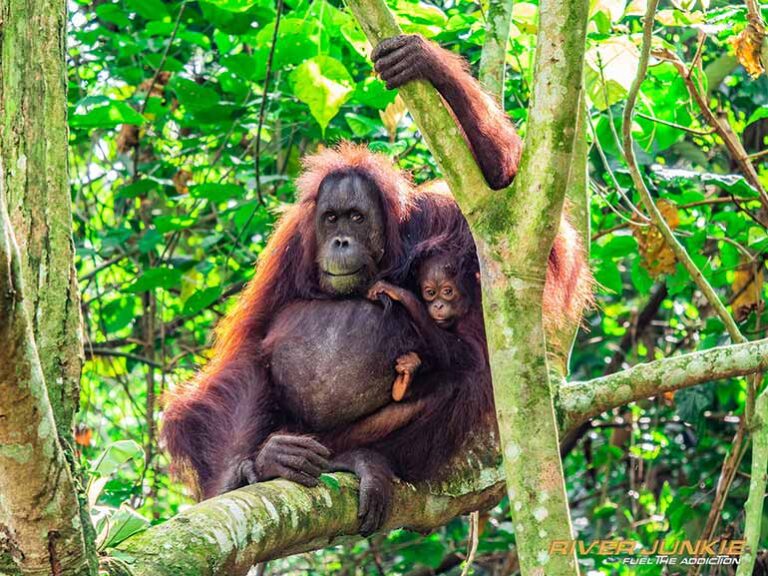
[325, 212, 337, 224]
[442, 287, 454, 297]
[424, 288, 436, 299]
[350, 210, 364, 223]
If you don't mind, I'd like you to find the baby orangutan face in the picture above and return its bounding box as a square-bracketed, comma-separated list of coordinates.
[418, 255, 469, 328]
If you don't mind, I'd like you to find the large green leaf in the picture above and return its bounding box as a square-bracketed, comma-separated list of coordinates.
[171, 77, 220, 112]
[204, 0, 260, 12]
[95, 505, 150, 550]
[125, 268, 183, 293]
[87, 440, 144, 508]
[290, 56, 354, 132]
[125, 0, 169, 20]
[70, 100, 145, 129]
[585, 36, 640, 110]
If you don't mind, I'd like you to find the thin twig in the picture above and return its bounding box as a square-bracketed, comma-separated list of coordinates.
[139, 3, 186, 116]
[653, 48, 768, 212]
[222, 0, 285, 272]
[253, 0, 284, 206]
[636, 112, 714, 136]
[622, 0, 746, 345]
[460, 511, 480, 576]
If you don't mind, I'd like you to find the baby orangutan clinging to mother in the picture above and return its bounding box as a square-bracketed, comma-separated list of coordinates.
[368, 252, 475, 402]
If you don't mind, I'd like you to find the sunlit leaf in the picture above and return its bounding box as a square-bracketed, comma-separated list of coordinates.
[70, 101, 145, 129]
[96, 505, 150, 550]
[125, 268, 183, 293]
[585, 36, 640, 110]
[290, 56, 354, 133]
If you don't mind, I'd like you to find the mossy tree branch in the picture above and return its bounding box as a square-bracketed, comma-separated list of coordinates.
[560, 338, 768, 430]
[737, 385, 768, 576]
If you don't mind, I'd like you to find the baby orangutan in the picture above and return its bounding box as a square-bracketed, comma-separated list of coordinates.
[317, 251, 477, 455]
[368, 253, 472, 401]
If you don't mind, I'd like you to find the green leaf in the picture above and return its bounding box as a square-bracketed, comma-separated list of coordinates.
[97, 505, 150, 550]
[319, 474, 341, 491]
[199, 1, 258, 34]
[172, 77, 220, 112]
[676, 385, 714, 426]
[116, 179, 158, 199]
[95, 4, 131, 27]
[222, 53, 259, 80]
[101, 298, 137, 332]
[585, 36, 640, 110]
[189, 183, 244, 203]
[256, 19, 322, 68]
[125, 0, 169, 20]
[125, 268, 183, 293]
[204, 0, 260, 12]
[340, 20, 369, 58]
[746, 105, 768, 127]
[183, 286, 222, 315]
[70, 101, 145, 129]
[154, 215, 196, 233]
[88, 440, 144, 507]
[290, 56, 354, 132]
[630, 259, 654, 295]
[354, 77, 397, 110]
[345, 113, 382, 138]
[602, 235, 638, 258]
[595, 260, 623, 295]
[91, 440, 144, 478]
[653, 166, 760, 198]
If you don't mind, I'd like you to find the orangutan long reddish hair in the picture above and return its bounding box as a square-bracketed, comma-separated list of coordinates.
[162, 34, 592, 504]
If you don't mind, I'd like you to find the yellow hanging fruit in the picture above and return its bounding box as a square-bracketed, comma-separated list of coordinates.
[730, 24, 767, 79]
[732, 259, 765, 322]
[632, 199, 680, 277]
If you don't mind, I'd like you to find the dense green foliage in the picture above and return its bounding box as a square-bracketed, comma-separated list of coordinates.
[68, 0, 768, 572]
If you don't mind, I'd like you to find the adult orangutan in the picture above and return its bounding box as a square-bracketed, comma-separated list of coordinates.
[162, 34, 592, 535]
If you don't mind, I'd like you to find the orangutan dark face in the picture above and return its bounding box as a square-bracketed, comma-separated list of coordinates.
[315, 172, 386, 295]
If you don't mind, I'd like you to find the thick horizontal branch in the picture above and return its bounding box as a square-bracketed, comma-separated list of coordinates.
[559, 338, 768, 430]
[109, 439, 503, 576]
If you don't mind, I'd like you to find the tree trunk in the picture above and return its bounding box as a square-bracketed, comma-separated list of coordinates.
[0, 1, 96, 574]
[0, 0, 83, 442]
[0, 171, 91, 576]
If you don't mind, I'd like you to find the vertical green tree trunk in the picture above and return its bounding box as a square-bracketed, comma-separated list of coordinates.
[0, 0, 83, 441]
[347, 0, 589, 572]
[0, 168, 92, 576]
[0, 1, 96, 574]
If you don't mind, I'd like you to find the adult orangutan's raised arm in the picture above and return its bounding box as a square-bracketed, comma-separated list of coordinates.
[372, 35, 523, 190]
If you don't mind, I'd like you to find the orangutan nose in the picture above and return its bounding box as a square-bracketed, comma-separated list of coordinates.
[332, 236, 351, 249]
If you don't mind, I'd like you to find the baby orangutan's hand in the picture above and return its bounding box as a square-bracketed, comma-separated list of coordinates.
[392, 352, 422, 401]
[367, 280, 403, 303]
